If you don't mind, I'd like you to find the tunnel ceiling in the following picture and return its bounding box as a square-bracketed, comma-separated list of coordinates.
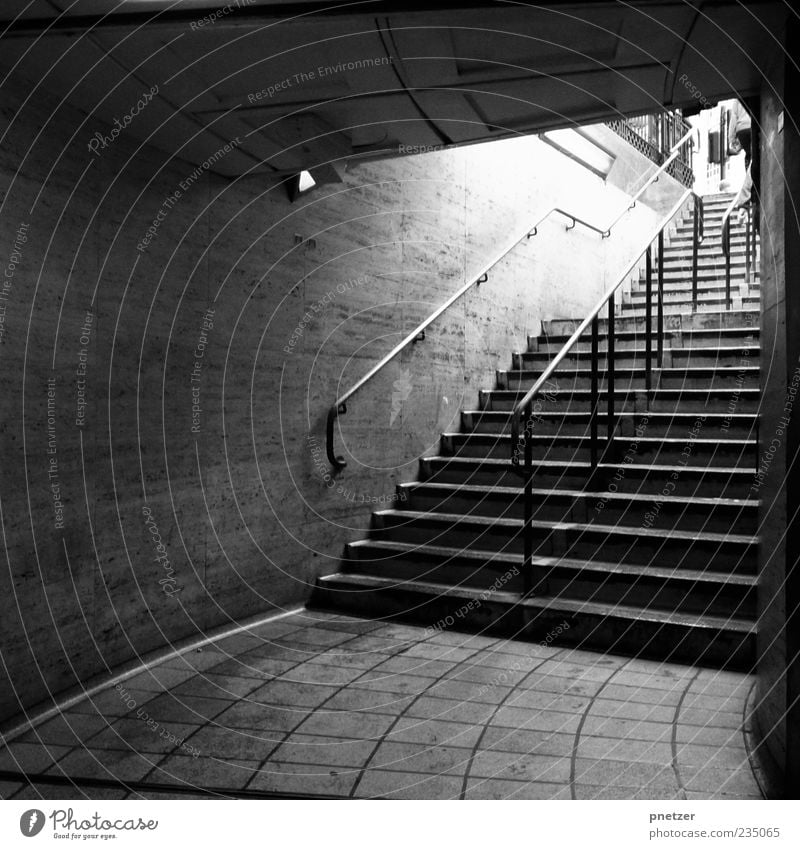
[0, 0, 786, 176]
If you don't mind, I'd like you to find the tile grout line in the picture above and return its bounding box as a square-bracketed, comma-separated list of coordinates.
[457, 647, 569, 800]
[568, 657, 634, 800]
[670, 666, 703, 799]
[345, 636, 507, 799]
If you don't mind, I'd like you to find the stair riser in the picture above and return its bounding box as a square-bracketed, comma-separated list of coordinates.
[544, 311, 759, 335]
[517, 351, 757, 369]
[402, 490, 758, 534]
[481, 392, 760, 414]
[421, 460, 755, 498]
[533, 333, 759, 352]
[620, 300, 760, 317]
[342, 553, 755, 619]
[464, 413, 758, 440]
[311, 580, 755, 671]
[371, 519, 756, 572]
[503, 372, 759, 392]
[444, 437, 756, 468]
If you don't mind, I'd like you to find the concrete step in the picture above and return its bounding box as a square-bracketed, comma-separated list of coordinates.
[420, 455, 756, 498]
[369, 509, 757, 572]
[344, 539, 757, 618]
[499, 365, 760, 392]
[312, 573, 756, 671]
[531, 326, 759, 352]
[544, 309, 759, 336]
[515, 345, 759, 370]
[441, 432, 756, 468]
[462, 409, 759, 440]
[397, 481, 759, 534]
[480, 386, 760, 413]
[620, 298, 760, 317]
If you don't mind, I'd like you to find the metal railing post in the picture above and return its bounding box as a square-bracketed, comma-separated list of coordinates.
[657, 229, 664, 368]
[590, 315, 599, 468]
[645, 245, 653, 392]
[523, 400, 534, 596]
[745, 205, 752, 289]
[692, 195, 699, 311]
[607, 292, 616, 452]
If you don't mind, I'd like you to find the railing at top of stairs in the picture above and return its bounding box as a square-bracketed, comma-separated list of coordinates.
[721, 194, 757, 307]
[326, 129, 697, 469]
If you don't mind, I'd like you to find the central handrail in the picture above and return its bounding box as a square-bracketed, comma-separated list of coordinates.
[509, 188, 692, 470]
[326, 125, 694, 469]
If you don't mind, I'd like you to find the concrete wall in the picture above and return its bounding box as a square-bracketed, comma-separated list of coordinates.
[754, 28, 800, 797]
[0, 73, 684, 726]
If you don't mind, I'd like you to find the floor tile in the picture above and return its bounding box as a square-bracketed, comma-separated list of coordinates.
[247, 762, 357, 797]
[295, 711, 395, 740]
[354, 769, 462, 799]
[84, 717, 201, 755]
[270, 734, 375, 767]
[0, 741, 71, 773]
[465, 778, 571, 800]
[149, 755, 259, 789]
[469, 749, 571, 783]
[387, 717, 484, 750]
[368, 741, 470, 776]
[46, 747, 161, 782]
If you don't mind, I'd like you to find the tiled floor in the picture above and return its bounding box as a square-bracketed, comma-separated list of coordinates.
[0, 610, 763, 800]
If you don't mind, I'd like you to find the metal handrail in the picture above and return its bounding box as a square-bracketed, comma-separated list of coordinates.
[509, 188, 692, 471]
[326, 125, 694, 468]
[603, 127, 693, 235]
[326, 208, 607, 467]
[721, 194, 756, 305]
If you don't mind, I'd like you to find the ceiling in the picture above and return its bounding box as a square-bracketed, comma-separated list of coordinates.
[0, 1, 786, 177]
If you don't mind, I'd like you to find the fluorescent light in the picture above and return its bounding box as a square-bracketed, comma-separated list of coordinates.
[542, 129, 615, 177]
[298, 171, 316, 192]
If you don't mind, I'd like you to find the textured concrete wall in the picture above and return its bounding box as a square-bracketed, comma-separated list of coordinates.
[755, 43, 800, 796]
[0, 73, 683, 725]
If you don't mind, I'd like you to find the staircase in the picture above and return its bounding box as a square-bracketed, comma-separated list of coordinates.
[313, 193, 761, 671]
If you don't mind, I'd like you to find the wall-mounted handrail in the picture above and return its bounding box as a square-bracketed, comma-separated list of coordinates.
[326, 126, 695, 469]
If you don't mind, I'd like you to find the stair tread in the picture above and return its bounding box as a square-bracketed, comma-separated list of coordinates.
[424, 455, 756, 476]
[445, 432, 757, 446]
[399, 481, 759, 508]
[319, 573, 757, 633]
[374, 508, 758, 544]
[348, 539, 758, 585]
[464, 410, 759, 419]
